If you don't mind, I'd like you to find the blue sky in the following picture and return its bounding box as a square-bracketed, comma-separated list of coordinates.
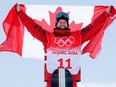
[0, 0, 116, 87]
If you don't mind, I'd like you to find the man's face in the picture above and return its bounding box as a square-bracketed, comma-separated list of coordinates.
[56, 19, 68, 29]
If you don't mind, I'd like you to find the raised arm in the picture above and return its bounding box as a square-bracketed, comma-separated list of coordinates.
[16, 3, 47, 43]
[81, 6, 111, 44]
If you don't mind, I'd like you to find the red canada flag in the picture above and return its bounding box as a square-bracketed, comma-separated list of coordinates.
[0, 4, 116, 59]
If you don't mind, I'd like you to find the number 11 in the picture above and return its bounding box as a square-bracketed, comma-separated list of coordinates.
[58, 58, 72, 69]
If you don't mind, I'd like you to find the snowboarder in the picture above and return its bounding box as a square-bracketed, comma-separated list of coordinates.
[16, 3, 112, 87]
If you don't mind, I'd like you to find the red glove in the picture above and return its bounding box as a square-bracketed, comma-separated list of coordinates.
[110, 6, 116, 17]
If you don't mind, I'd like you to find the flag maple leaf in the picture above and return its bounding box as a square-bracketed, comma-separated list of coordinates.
[34, 7, 83, 32]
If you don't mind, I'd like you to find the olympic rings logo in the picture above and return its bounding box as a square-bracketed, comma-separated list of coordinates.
[54, 36, 75, 47]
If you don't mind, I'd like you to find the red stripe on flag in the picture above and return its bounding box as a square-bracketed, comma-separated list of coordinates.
[82, 6, 116, 58]
[0, 4, 26, 56]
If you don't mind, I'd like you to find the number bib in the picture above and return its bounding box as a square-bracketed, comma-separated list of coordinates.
[46, 47, 81, 74]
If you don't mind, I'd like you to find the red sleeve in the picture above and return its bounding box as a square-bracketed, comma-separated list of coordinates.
[81, 11, 110, 44]
[18, 11, 47, 43]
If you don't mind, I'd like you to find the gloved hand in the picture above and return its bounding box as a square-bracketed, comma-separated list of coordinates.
[106, 5, 116, 17]
[16, 3, 20, 13]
